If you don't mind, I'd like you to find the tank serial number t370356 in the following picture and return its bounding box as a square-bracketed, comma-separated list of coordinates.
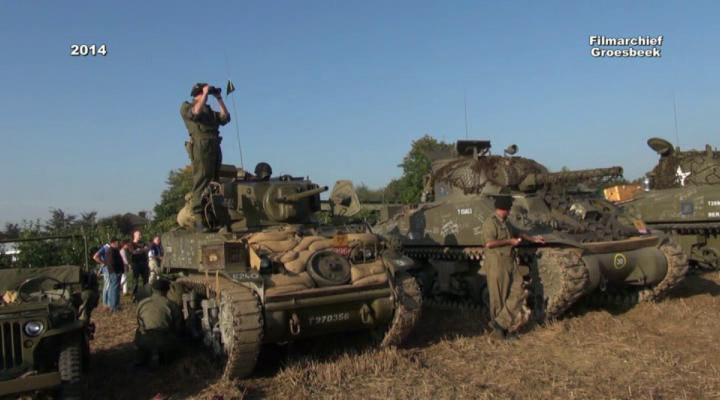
[373, 140, 688, 321]
[162, 165, 422, 380]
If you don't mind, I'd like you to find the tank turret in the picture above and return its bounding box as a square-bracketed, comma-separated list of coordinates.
[177, 164, 361, 232]
[424, 140, 623, 198]
[642, 137, 720, 189]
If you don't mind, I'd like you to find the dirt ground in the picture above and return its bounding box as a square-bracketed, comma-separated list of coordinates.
[66, 271, 720, 399]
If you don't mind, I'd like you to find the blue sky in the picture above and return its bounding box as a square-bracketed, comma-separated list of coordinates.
[0, 0, 718, 226]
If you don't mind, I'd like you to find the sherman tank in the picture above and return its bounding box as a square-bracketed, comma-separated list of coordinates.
[161, 164, 422, 381]
[373, 140, 688, 321]
[605, 137, 720, 271]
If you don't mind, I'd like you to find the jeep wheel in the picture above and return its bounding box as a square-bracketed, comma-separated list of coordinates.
[57, 336, 84, 400]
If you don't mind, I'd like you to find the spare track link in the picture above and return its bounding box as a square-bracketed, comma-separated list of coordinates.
[586, 240, 689, 307]
[533, 247, 590, 320]
[403, 246, 590, 321]
[177, 275, 264, 381]
[378, 272, 422, 347]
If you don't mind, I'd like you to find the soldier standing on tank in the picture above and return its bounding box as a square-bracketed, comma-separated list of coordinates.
[482, 195, 545, 340]
[180, 83, 231, 233]
[134, 279, 184, 368]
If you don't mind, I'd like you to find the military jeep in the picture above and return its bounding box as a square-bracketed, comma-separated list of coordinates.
[0, 265, 98, 400]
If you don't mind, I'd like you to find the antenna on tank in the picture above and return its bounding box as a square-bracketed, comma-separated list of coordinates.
[672, 92, 680, 149]
[225, 51, 244, 169]
[463, 86, 469, 139]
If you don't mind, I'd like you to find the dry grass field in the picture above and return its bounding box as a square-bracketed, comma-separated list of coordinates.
[56, 271, 720, 399]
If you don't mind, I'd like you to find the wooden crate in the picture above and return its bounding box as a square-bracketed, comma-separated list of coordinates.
[604, 184, 643, 202]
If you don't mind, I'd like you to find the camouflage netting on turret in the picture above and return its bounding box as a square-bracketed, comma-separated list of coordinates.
[651, 148, 720, 189]
[432, 156, 548, 194]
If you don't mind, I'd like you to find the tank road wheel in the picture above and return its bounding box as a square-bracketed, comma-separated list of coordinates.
[372, 272, 422, 347]
[638, 241, 689, 303]
[56, 336, 84, 400]
[697, 247, 720, 271]
[218, 287, 264, 380]
[530, 248, 590, 321]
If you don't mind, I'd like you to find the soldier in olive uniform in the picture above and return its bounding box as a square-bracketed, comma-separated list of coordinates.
[482, 195, 545, 340]
[134, 279, 184, 367]
[181, 83, 231, 233]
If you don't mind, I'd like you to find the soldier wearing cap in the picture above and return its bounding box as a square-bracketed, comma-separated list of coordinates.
[180, 82, 231, 233]
[134, 279, 184, 367]
[482, 195, 545, 340]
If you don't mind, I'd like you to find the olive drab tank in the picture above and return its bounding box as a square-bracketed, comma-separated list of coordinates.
[161, 164, 422, 381]
[606, 137, 720, 271]
[373, 140, 688, 322]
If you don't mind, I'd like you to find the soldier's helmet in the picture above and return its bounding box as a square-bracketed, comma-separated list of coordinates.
[254, 162, 272, 181]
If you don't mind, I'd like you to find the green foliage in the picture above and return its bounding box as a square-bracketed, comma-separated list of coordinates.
[391, 134, 454, 204]
[153, 166, 192, 225]
[355, 183, 387, 203]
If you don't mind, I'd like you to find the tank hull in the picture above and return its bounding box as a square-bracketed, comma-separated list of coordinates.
[619, 186, 720, 270]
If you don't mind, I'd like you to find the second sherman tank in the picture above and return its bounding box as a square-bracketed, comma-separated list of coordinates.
[373, 140, 688, 321]
[161, 164, 422, 380]
[605, 137, 720, 271]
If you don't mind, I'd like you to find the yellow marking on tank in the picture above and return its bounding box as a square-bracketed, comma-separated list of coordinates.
[613, 253, 627, 269]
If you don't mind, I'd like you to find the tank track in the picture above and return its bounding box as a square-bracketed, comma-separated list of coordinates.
[375, 271, 423, 347]
[403, 246, 589, 321]
[177, 275, 264, 381]
[531, 247, 590, 321]
[585, 240, 689, 308]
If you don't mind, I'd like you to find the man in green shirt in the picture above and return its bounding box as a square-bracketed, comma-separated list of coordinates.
[482, 195, 545, 340]
[180, 82, 231, 233]
[134, 279, 184, 368]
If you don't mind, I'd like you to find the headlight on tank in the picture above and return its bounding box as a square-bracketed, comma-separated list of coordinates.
[24, 320, 45, 337]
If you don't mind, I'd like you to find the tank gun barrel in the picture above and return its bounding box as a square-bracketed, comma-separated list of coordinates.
[520, 166, 623, 191]
[276, 186, 328, 203]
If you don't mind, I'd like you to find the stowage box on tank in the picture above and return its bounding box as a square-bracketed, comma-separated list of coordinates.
[161, 165, 422, 381]
[373, 139, 688, 323]
[606, 137, 720, 271]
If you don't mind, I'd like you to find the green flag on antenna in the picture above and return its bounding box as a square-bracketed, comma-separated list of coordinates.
[226, 79, 235, 95]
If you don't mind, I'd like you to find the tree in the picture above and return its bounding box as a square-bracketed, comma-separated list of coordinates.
[355, 183, 386, 203]
[3, 223, 20, 239]
[392, 134, 454, 204]
[44, 208, 76, 233]
[153, 166, 192, 226]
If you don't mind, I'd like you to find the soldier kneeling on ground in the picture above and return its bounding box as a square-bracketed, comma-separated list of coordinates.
[134, 279, 184, 368]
